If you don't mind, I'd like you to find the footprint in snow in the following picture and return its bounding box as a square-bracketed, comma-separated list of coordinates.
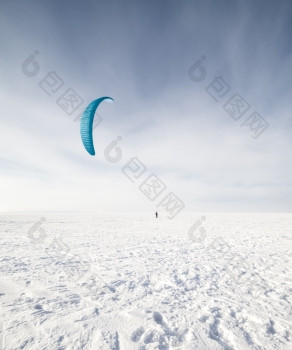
[131, 311, 188, 348]
[131, 327, 145, 342]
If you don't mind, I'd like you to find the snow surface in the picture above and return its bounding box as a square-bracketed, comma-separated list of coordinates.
[0, 213, 291, 349]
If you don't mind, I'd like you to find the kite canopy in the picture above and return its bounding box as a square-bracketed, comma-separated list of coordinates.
[80, 97, 113, 156]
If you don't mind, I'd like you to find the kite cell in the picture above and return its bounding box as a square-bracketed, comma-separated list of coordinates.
[80, 97, 113, 156]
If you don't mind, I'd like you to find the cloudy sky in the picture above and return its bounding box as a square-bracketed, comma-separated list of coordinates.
[1, 0, 291, 213]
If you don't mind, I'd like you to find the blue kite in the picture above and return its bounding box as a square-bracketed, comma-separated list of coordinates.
[80, 97, 113, 156]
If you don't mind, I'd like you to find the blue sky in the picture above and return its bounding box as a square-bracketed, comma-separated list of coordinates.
[0, 0, 291, 212]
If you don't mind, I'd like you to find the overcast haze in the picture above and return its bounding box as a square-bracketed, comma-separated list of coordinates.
[1, 0, 291, 213]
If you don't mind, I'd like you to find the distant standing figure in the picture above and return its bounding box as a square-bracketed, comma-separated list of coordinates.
[155, 211, 158, 218]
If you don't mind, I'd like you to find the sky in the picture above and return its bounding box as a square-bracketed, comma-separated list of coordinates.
[0, 0, 292, 213]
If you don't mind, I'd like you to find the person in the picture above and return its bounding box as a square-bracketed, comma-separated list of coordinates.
[155, 211, 158, 218]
